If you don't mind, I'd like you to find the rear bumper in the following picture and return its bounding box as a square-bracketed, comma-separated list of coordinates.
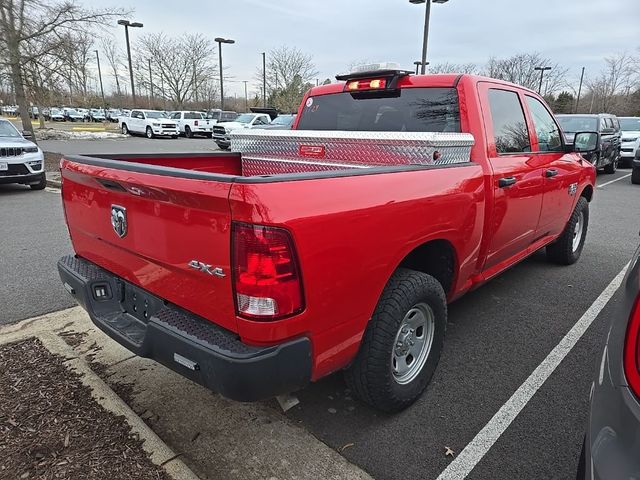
[57, 254, 312, 401]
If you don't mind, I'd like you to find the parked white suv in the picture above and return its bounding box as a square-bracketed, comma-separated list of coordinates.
[119, 110, 179, 139]
[0, 119, 46, 190]
[212, 113, 271, 149]
[619, 117, 640, 168]
[168, 111, 213, 138]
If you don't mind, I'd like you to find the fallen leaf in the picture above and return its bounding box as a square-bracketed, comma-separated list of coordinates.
[340, 443, 355, 452]
[445, 446, 455, 457]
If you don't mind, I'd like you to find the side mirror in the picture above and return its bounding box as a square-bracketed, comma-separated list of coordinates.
[22, 130, 33, 139]
[573, 132, 598, 153]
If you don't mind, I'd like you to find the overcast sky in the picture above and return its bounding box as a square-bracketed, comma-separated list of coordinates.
[86, 0, 639, 97]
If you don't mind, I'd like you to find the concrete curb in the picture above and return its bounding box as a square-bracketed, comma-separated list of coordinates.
[45, 172, 61, 189]
[0, 316, 201, 480]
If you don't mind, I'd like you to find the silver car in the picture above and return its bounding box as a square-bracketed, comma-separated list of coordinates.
[579, 243, 640, 478]
[0, 119, 46, 190]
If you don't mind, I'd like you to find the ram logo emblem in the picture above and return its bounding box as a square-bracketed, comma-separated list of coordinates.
[110, 205, 127, 238]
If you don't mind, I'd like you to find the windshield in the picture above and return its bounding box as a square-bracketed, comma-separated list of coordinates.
[619, 117, 640, 131]
[235, 114, 256, 124]
[557, 116, 598, 132]
[145, 111, 167, 119]
[67, 109, 79, 115]
[296, 87, 460, 132]
[272, 115, 295, 126]
[221, 112, 237, 121]
[0, 121, 21, 137]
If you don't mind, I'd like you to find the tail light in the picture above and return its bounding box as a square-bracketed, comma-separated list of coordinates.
[232, 222, 304, 320]
[624, 296, 640, 397]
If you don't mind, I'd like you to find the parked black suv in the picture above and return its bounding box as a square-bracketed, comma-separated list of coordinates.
[557, 113, 621, 173]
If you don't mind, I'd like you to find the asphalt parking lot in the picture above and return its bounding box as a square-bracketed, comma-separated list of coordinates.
[1, 142, 638, 478]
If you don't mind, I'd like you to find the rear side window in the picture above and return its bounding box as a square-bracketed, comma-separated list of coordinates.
[487, 89, 530, 153]
[524, 96, 562, 152]
[296, 87, 460, 133]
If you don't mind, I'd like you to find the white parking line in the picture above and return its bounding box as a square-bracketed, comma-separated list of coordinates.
[436, 263, 629, 480]
[597, 173, 631, 189]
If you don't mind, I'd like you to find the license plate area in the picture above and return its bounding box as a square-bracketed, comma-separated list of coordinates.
[119, 281, 164, 323]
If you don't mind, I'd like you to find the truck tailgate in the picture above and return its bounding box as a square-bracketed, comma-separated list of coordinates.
[61, 157, 238, 333]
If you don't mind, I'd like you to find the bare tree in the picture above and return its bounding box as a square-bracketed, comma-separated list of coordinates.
[428, 62, 478, 74]
[482, 53, 568, 94]
[255, 46, 318, 112]
[101, 37, 125, 96]
[0, 0, 126, 136]
[585, 52, 638, 113]
[134, 32, 217, 109]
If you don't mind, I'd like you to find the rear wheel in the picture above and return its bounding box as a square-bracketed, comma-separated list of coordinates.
[29, 172, 46, 190]
[185, 126, 193, 138]
[121, 123, 129, 135]
[546, 196, 589, 265]
[344, 268, 447, 412]
[632, 167, 640, 184]
[146, 127, 154, 139]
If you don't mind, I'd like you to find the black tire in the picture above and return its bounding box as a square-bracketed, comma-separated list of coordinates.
[344, 268, 447, 412]
[121, 123, 129, 135]
[29, 172, 46, 190]
[171, 135, 178, 139]
[632, 167, 640, 185]
[185, 126, 193, 138]
[604, 155, 617, 174]
[206, 133, 213, 139]
[146, 126, 154, 139]
[546, 196, 589, 265]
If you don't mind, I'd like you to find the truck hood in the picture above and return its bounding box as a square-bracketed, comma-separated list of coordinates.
[622, 131, 640, 140]
[216, 122, 250, 132]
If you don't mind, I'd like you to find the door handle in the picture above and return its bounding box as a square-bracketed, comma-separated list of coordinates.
[498, 176, 517, 188]
[545, 168, 558, 178]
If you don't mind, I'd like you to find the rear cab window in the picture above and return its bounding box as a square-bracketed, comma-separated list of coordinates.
[296, 87, 460, 133]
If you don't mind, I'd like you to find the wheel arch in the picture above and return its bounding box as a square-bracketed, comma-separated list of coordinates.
[397, 239, 458, 297]
[580, 184, 593, 202]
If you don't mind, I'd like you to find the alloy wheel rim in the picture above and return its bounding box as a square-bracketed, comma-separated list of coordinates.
[391, 302, 435, 385]
[572, 211, 584, 252]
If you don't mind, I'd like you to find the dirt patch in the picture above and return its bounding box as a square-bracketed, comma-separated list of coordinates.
[0, 338, 171, 480]
[44, 152, 62, 173]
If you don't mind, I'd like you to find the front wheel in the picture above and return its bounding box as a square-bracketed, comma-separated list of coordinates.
[344, 268, 447, 412]
[146, 127, 154, 139]
[29, 172, 47, 190]
[546, 196, 589, 265]
[604, 156, 617, 174]
[121, 123, 129, 135]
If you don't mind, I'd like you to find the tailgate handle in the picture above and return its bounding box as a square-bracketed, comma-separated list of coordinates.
[498, 176, 517, 188]
[97, 178, 127, 192]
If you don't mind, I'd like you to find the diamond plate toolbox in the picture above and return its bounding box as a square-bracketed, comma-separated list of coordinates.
[230, 130, 474, 176]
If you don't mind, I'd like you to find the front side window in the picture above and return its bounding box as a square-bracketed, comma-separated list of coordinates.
[525, 96, 562, 152]
[487, 89, 531, 153]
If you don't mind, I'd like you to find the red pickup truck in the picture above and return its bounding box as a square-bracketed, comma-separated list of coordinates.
[58, 67, 597, 412]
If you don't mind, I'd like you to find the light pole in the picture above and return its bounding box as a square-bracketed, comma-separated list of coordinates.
[117, 19, 143, 105]
[575, 66, 585, 113]
[148, 58, 153, 108]
[261, 52, 266, 107]
[215, 37, 235, 110]
[94, 50, 106, 119]
[243, 80, 248, 112]
[534, 66, 551, 94]
[410, 0, 449, 75]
